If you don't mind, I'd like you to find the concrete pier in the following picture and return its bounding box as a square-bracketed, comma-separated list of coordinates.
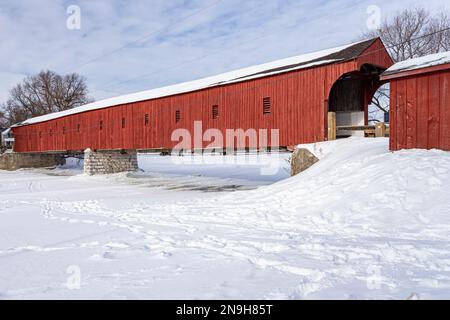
[84, 149, 139, 175]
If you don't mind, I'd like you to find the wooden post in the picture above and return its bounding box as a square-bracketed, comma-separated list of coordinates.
[375, 122, 386, 138]
[328, 112, 336, 141]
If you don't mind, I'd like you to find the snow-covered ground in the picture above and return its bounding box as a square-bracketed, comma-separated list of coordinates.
[1, 138, 449, 299]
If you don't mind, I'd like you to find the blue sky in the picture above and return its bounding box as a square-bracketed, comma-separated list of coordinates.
[0, 0, 447, 103]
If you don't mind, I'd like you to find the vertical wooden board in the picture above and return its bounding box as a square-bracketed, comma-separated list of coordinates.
[308, 68, 316, 142]
[197, 91, 205, 149]
[80, 113, 87, 151]
[428, 74, 440, 149]
[38, 123, 44, 151]
[137, 102, 146, 149]
[76, 114, 82, 151]
[89, 110, 95, 150]
[65, 116, 71, 151]
[51, 121, 56, 151]
[299, 71, 307, 143]
[84, 112, 90, 150]
[328, 112, 336, 140]
[406, 77, 417, 149]
[103, 107, 109, 149]
[69, 115, 75, 151]
[440, 71, 450, 150]
[143, 102, 149, 149]
[243, 81, 251, 138]
[302, 69, 309, 143]
[146, 101, 152, 148]
[396, 79, 407, 150]
[125, 104, 134, 149]
[207, 87, 218, 148]
[316, 68, 324, 141]
[155, 101, 161, 148]
[165, 99, 173, 149]
[55, 120, 61, 150]
[40, 123, 46, 151]
[148, 101, 154, 148]
[101, 109, 108, 150]
[319, 68, 327, 141]
[131, 103, 138, 149]
[106, 107, 113, 149]
[59, 118, 64, 151]
[61, 118, 66, 150]
[256, 80, 267, 148]
[81, 113, 87, 150]
[286, 73, 296, 145]
[202, 92, 209, 149]
[121, 105, 128, 149]
[222, 86, 232, 148]
[416, 76, 429, 149]
[116, 105, 123, 149]
[153, 101, 159, 148]
[173, 95, 181, 149]
[277, 75, 289, 146]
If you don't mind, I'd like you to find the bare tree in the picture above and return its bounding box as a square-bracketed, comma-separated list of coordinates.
[1, 70, 92, 125]
[362, 8, 450, 121]
[0, 110, 8, 128]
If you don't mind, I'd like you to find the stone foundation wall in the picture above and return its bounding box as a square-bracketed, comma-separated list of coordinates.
[0, 152, 66, 171]
[84, 149, 139, 175]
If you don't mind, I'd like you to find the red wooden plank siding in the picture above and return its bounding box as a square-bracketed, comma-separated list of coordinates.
[389, 68, 450, 151]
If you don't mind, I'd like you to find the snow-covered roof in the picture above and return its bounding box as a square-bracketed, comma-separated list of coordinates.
[383, 51, 450, 77]
[15, 38, 378, 127]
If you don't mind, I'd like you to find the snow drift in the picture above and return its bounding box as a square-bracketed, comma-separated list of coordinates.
[0, 137, 449, 299]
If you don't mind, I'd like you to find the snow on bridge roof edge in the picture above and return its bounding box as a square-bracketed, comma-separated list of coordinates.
[15, 38, 378, 127]
[382, 51, 450, 77]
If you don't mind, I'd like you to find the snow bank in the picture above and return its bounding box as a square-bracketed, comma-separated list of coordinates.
[295, 138, 358, 160]
[384, 51, 450, 75]
[1, 137, 450, 299]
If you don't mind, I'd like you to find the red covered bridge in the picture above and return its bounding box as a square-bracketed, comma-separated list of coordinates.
[12, 38, 392, 153]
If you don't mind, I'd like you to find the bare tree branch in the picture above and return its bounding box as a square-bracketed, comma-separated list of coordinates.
[0, 70, 92, 125]
[360, 7, 449, 119]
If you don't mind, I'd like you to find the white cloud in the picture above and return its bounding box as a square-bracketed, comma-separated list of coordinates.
[0, 72, 25, 102]
[0, 0, 447, 103]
